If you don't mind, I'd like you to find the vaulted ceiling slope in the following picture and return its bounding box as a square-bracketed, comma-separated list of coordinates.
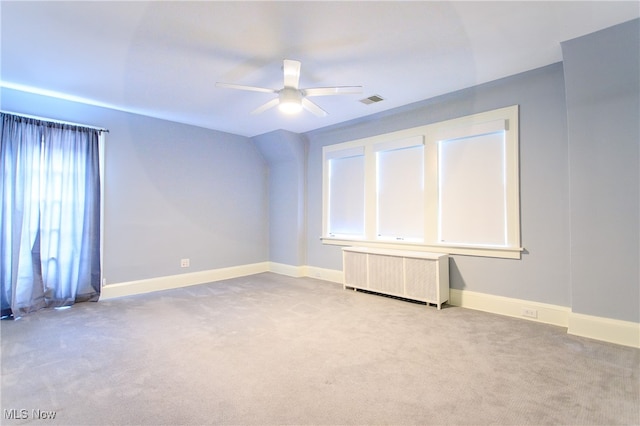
[1, 1, 638, 137]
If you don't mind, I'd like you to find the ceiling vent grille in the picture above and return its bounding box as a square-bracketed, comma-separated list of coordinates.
[360, 94, 384, 105]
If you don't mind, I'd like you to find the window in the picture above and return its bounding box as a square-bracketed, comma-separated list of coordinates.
[322, 105, 521, 259]
[375, 137, 424, 242]
[1, 113, 104, 316]
[325, 147, 365, 238]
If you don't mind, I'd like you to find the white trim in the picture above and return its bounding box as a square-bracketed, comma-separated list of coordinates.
[321, 237, 523, 259]
[449, 288, 570, 327]
[568, 312, 640, 348]
[269, 262, 306, 278]
[324, 145, 365, 160]
[100, 262, 269, 299]
[302, 266, 344, 284]
[372, 135, 424, 152]
[434, 118, 506, 142]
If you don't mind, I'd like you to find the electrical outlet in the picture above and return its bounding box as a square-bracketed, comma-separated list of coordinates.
[180, 258, 190, 268]
[521, 307, 538, 318]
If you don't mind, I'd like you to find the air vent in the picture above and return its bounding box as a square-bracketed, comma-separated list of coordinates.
[360, 94, 385, 105]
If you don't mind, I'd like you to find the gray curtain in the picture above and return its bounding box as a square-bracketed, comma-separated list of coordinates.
[0, 113, 101, 317]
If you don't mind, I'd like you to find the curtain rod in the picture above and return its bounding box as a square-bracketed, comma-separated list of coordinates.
[0, 110, 109, 133]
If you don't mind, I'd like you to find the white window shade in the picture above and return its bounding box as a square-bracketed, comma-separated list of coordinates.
[438, 131, 507, 246]
[328, 154, 365, 237]
[376, 144, 424, 241]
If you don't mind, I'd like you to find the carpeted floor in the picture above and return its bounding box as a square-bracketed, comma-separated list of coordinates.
[1, 272, 638, 425]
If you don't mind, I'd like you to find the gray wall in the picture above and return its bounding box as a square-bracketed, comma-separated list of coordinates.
[1, 88, 269, 284]
[304, 20, 640, 323]
[253, 130, 307, 267]
[305, 63, 571, 308]
[562, 19, 639, 323]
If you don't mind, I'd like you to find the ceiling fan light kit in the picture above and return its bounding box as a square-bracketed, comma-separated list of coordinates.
[216, 59, 362, 117]
[278, 88, 303, 114]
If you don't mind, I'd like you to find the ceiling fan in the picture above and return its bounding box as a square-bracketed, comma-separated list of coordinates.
[215, 59, 363, 117]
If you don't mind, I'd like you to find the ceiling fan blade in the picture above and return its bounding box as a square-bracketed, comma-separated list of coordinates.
[251, 98, 280, 115]
[283, 59, 301, 89]
[302, 98, 328, 117]
[216, 82, 276, 94]
[303, 86, 363, 97]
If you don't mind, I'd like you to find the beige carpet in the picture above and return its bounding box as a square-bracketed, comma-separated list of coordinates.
[1, 272, 638, 425]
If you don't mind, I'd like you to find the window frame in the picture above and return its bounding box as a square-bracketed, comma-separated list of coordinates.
[321, 105, 522, 259]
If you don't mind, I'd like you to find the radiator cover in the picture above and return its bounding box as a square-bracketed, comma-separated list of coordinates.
[343, 247, 449, 309]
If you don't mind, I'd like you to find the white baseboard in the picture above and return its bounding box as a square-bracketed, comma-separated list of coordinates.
[101, 262, 270, 300]
[447, 289, 640, 348]
[449, 288, 571, 327]
[268, 263, 344, 284]
[269, 262, 306, 278]
[302, 265, 344, 284]
[568, 312, 640, 348]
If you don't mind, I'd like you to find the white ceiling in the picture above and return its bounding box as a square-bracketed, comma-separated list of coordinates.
[1, 1, 638, 137]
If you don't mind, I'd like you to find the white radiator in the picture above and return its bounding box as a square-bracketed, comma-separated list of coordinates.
[343, 247, 449, 309]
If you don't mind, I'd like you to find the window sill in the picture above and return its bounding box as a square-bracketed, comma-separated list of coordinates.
[321, 237, 523, 260]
